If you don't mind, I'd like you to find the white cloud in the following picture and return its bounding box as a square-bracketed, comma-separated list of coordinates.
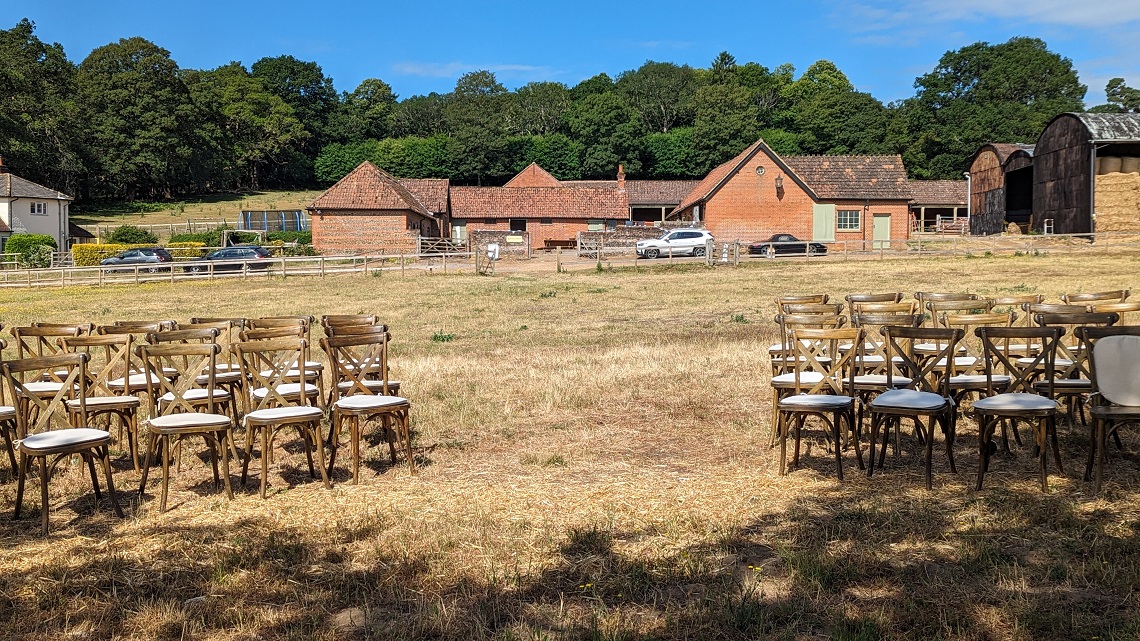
[838, 0, 1140, 31]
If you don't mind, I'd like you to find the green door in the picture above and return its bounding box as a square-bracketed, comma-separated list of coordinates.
[872, 214, 891, 249]
[812, 204, 835, 242]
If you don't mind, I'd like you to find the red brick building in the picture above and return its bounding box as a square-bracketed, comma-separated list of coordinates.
[308, 161, 442, 254]
[672, 141, 912, 248]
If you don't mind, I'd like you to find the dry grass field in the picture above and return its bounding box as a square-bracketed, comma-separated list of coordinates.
[70, 190, 325, 230]
[0, 252, 1138, 640]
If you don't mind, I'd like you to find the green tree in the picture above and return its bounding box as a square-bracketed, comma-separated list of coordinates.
[691, 84, 761, 171]
[77, 37, 198, 199]
[1101, 78, 1140, 112]
[0, 19, 84, 193]
[566, 92, 642, 178]
[445, 71, 510, 183]
[251, 54, 337, 183]
[892, 37, 1085, 178]
[329, 78, 397, 142]
[569, 73, 614, 101]
[737, 62, 794, 127]
[508, 81, 571, 136]
[709, 51, 738, 84]
[389, 93, 448, 138]
[642, 128, 702, 178]
[615, 61, 698, 133]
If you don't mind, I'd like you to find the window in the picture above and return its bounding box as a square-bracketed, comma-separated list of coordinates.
[539, 218, 552, 225]
[607, 220, 618, 231]
[509, 218, 527, 232]
[30, 202, 47, 216]
[837, 209, 861, 231]
[484, 218, 498, 225]
[451, 222, 467, 242]
[587, 219, 604, 232]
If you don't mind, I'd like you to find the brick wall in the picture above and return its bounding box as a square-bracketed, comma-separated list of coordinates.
[702, 168, 910, 249]
[311, 209, 420, 254]
[460, 218, 592, 249]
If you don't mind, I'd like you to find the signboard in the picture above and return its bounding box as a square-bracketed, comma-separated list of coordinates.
[505, 235, 524, 243]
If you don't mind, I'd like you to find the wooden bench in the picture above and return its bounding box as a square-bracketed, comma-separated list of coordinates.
[543, 239, 576, 252]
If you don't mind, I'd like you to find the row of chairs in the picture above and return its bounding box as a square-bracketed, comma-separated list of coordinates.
[0, 314, 408, 534]
[769, 291, 1137, 494]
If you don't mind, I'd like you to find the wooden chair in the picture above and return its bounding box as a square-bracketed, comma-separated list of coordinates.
[318, 324, 401, 403]
[97, 323, 172, 401]
[321, 330, 412, 482]
[11, 325, 80, 359]
[146, 327, 240, 425]
[1061, 289, 1130, 305]
[0, 338, 18, 476]
[776, 327, 863, 480]
[776, 294, 829, 310]
[1077, 325, 1140, 493]
[769, 314, 846, 447]
[233, 337, 329, 497]
[845, 292, 903, 315]
[867, 327, 963, 489]
[991, 294, 1045, 326]
[940, 312, 1018, 449]
[850, 301, 918, 315]
[2, 352, 123, 535]
[59, 333, 144, 470]
[973, 326, 1064, 491]
[1031, 312, 1119, 426]
[137, 343, 235, 512]
[849, 313, 923, 435]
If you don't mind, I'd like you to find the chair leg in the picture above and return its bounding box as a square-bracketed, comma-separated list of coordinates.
[778, 410, 788, 476]
[943, 413, 957, 474]
[1094, 417, 1108, 494]
[260, 422, 270, 499]
[769, 388, 781, 448]
[160, 436, 172, 512]
[218, 431, 234, 500]
[867, 413, 880, 477]
[99, 445, 124, 518]
[1049, 416, 1064, 474]
[206, 435, 221, 488]
[976, 414, 991, 490]
[351, 416, 361, 485]
[85, 452, 102, 501]
[326, 412, 341, 478]
[1037, 419, 1048, 492]
[1, 424, 16, 477]
[300, 425, 317, 479]
[402, 412, 415, 473]
[850, 408, 864, 471]
[311, 421, 332, 489]
[792, 414, 805, 472]
[39, 455, 50, 535]
[139, 434, 156, 496]
[924, 417, 935, 491]
[833, 411, 844, 481]
[240, 426, 255, 488]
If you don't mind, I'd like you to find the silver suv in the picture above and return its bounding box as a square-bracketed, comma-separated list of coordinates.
[635, 229, 714, 259]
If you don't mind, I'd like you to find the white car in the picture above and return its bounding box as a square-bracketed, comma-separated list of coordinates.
[635, 229, 715, 259]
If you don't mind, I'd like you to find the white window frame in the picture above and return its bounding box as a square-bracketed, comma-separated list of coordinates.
[30, 202, 48, 216]
[587, 219, 604, 232]
[836, 209, 860, 231]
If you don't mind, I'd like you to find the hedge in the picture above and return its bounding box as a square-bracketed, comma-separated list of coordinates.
[108, 225, 159, 244]
[165, 241, 206, 260]
[6, 234, 59, 268]
[72, 243, 149, 266]
[267, 230, 312, 244]
[169, 228, 258, 247]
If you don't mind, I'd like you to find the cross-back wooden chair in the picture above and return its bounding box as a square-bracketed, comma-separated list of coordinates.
[59, 333, 144, 470]
[3, 352, 123, 535]
[973, 326, 1064, 491]
[850, 301, 919, 315]
[137, 343, 235, 512]
[867, 326, 964, 489]
[991, 294, 1045, 326]
[146, 327, 239, 425]
[845, 292, 904, 315]
[769, 313, 846, 447]
[10, 325, 81, 360]
[317, 324, 400, 403]
[1077, 325, 1140, 494]
[1087, 301, 1140, 326]
[321, 330, 413, 482]
[776, 294, 829, 310]
[1031, 312, 1119, 427]
[939, 312, 1019, 448]
[241, 324, 327, 405]
[780, 303, 845, 316]
[0, 338, 18, 476]
[1061, 289, 1130, 305]
[776, 327, 863, 480]
[233, 337, 329, 497]
[97, 323, 173, 401]
[849, 313, 923, 434]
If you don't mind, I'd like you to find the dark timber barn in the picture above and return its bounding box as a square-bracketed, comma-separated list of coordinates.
[967, 143, 1034, 235]
[1034, 112, 1140, 235]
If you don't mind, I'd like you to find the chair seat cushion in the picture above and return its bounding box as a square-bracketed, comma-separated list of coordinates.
[770, 372, 825, 388]
[20, 428, 111, 453]
[337, 379, 402, 392]
[871, 389, 948, 411]
[244, 406, 324, 425]
[779, 394, 853, 409]
[949, 374, 1011, 387]
[252, 383, 319, 399]
[852, 374, 912, 388]
[0, 405, 14, 419]
[18, 381, 67, 396]
[973, 393, 1057, 412]
[161, 388, 230, 403]
[334, 395, 408, 410]
[933, 356, 979, 369]
[108, 372, 166, 388]
[196, 371, 244, 385]
[148, 413, 232, 429]
[1038, 378, 1091, 391]
[1016, 357, 1074, 369]
[67, 395, 141, 408]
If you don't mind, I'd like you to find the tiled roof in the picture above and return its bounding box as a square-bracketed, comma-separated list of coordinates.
[450, 186, 628, 219]
[561, 180, 617, 189]
[0, 173, 71, 200]
[626, 180, 701, 206]
[398, 178, 449, 213]
[781, 155, 911, 200]
[0, 219, 10, 233]
[908, 180, 967, 206]
[504, 163, 562, 187]
[674, 141, 766, 213]
[309, 161, 430, 216]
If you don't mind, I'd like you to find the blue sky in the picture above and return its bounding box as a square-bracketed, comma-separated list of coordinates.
[11, 0, 1140, 104]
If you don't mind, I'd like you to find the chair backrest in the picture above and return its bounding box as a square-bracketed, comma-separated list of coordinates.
[190, 317, 248, 330]
[146, 327, 221, 345]
[1061, 289, 1129, 305]
[776, 294, 829, 310]
[10, 325, 80, 361]
[787, 327, 862, 395]
[991, 295, 1045, 326]
[976, 326, 1063, 397]
[845, 292, 904, 305]
[939, 312, 1016, 374]
[321, 314, 379, 331]
[115, 319, 178, 330]
[1034, 312, 1119, 379]
[851, 314, 922, 375]
[915, 292, 979, 313]
[1, 352, 88, 435]
[926, 299, 994, 321]
[851, 301, 918, 315]
[1027, 303, 1091, 318]
[321, 331, 395, 398]
[1087, 301, 1140, 326]
[249, 317, 310, 343]
[31, 322, 94, 335]
[880, 326, 963, 394]
[233, 337, 314, 412]
[779, 303, 845, 316]
[323, 323, 391, 338]
[137, 343, 220, 416]
[59, 333, 133, 398]
[1078, 326, 1140, 407]
[773, 314, 846, 374]
[241, 325, 306, 341]
[183, 322, 238, 364]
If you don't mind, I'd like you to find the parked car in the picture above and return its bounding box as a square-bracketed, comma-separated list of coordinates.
[635, 229, 715, 259]
[99, 247, 174, 272]
[184, 245, 272, 273]
[749, 234, 828, 258]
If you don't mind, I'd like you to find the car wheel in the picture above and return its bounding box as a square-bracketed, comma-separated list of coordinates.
[146, 266, 159, 273]
[645, 248, 660, 259]
[765, 246, 776, 259]
[693, 246, 705, 257]
[807, 245, 817, 257]
[189, 264, 204, 274]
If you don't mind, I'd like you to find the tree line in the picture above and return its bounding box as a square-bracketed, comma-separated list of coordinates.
[3, 17, 1132, 202]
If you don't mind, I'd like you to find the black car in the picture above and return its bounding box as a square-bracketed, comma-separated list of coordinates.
[100, 247, 174, 272]
[749, 234, 828, 258]
[185, 245, 272, 273]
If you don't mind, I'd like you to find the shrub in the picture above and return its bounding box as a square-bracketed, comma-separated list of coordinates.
[5, 233, 57, 262]
[267, 231, 312, 244]
[22, 245, 54, 268]
[164, 241, 206, 260]
[169, 227, 258, 247]
[108, 225, 158, 244]
[72, 243, 136, 266]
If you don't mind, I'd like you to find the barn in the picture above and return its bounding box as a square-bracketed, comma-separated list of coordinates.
[966, 143, 1034, 235]
[1033, 112, 1140, 235]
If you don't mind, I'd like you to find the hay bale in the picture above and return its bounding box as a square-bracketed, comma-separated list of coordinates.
[1095, 173, 1140, 232]
[1100, 156, 1123, 174]
[1122, 157, 1140, 174]
[1006, 222, 1023, 235]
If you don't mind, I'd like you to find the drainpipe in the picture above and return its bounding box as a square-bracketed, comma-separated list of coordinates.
[962, 172, 972, 233]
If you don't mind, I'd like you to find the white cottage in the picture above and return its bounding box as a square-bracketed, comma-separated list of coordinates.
[0, 157, 73, 251]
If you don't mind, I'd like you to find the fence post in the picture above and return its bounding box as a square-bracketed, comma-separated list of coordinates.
[443, 252, 447, 274]
[401, 255, 405, 276]
[134, 265, 140, 286]
[320, 256, 326, 277]
[556, 247, 562, 272]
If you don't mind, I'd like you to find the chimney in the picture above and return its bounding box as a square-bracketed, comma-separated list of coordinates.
[616, 164, 625, 191]
[0, 156, 7, 174]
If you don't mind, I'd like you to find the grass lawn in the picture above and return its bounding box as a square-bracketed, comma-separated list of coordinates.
[70, 190, 325, 232]
[0, 252, 1138, 640]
